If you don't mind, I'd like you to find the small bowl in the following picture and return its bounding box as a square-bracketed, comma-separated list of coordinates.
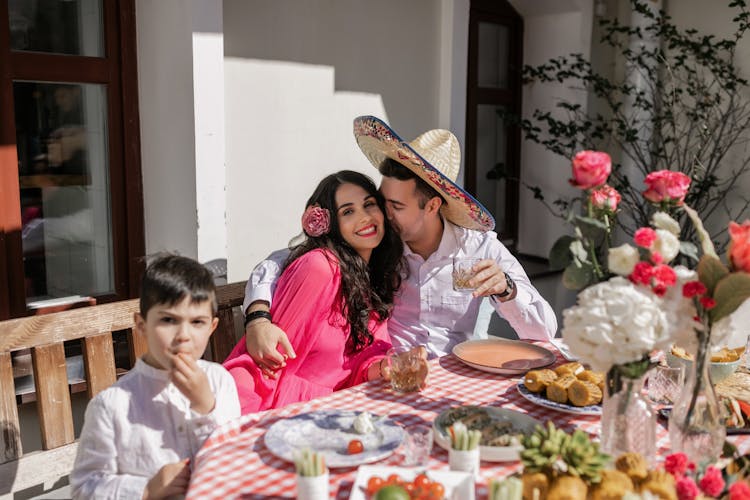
[665, 351, 741, 384]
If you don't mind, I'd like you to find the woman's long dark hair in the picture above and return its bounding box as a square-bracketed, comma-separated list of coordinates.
[285, 170, 404, 352]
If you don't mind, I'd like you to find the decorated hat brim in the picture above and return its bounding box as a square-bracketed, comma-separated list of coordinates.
[354, 116, 495, 232]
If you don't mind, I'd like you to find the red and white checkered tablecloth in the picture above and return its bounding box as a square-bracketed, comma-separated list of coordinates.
[186, 343, 750, 499]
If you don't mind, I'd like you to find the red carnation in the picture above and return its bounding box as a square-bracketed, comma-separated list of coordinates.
[683, 281, 708, 298]
[629, 261, 654, 286]
[699, 466, 725, 497]
[700, 296, 717, 310]
[676, 476, 700, 500]
[729, 480, 750, 500]
[634, 227, 658, 248]
[665, 453, 692, 476]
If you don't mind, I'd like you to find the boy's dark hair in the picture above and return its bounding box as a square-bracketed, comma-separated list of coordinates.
[379, 158, 446, 209]
[139, 254, 217, 317]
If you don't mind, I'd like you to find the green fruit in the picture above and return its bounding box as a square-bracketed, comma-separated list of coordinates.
[374, 484, 410, 500]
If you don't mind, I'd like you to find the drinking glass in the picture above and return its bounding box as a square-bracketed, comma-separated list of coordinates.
[647, 364, 685, 405]
[452, 258, 481, 291]
[386, 346, 423, 393]
[402, 424, 433, 466]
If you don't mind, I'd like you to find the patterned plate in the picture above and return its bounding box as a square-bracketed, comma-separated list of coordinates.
[517, 380, 602, 416]
[264, 410, 405, 468]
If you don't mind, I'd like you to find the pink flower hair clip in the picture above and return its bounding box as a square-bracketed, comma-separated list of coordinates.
[301, 205, 330, 237]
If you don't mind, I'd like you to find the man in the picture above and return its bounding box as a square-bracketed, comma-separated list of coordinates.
[243, 116, 557, 375]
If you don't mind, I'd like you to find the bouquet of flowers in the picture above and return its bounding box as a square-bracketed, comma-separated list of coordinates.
[662, 451, 750, 500]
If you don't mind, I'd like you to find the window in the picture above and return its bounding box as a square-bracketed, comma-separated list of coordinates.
[465, 0, 523, 245]
[0, 0, 143, 319]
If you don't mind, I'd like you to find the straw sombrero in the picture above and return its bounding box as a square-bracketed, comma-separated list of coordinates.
[353, 116, 495, 232]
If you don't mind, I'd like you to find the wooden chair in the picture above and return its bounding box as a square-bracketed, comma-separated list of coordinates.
[0, 281, 246, 496]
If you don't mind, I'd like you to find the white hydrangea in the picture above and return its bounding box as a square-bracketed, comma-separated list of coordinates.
[651, 211, 681, 235]
[652, 229, 680, 263]
[562, 277, 673, 373]
[607, 243, 640, 276]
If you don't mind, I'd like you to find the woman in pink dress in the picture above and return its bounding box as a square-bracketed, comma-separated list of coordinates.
[224, 170, 413, 414]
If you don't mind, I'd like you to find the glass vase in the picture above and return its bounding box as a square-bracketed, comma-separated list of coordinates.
[668, 334, 725, 465]
[600, 371, 656, 463]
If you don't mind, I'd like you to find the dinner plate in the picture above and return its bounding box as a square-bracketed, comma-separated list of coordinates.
[452, 339, 556, 376]
[517, 380, 602, 416]
[264, 410, 405, 468]
[432, 406, 541, 461]
[349, 465, 475, 500]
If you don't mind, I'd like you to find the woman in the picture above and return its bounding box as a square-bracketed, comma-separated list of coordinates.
[224, 170, 411, 414]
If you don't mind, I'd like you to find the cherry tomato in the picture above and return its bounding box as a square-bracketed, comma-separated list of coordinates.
[366, 476, 384, 495]
[428, 482, 445, 498]
[347, 439, 364, 454]
[386, 473, 402, 485]
[414, 474, 430, 489]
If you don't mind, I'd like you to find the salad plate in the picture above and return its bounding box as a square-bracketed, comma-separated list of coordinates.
[349, 465, 474, 500]
[453, 339, 556, 376]
[432, 405, 540, 461]
[517, 380, 602, 416]
[264, 410, 404, 468]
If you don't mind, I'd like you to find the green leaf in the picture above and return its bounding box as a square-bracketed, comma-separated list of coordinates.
[562, 262, 594, 290]
[697, 255, 730, 295]
[574, 215, 610, 240]
[549, 235, 576, 270]
[679, 241, 700, 263]
[710, 272, 750, 323]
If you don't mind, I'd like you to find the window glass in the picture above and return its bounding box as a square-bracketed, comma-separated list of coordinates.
[478, 22, 509, 89]
[14, 81, 114, 307]
[476, 104, 508, 233]
[9, 0, 103, 57]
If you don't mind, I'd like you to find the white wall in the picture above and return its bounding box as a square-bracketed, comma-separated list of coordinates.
[136, 0, 227, 263]
[223, 0, 441, 142]
[224, 59, 387, 281]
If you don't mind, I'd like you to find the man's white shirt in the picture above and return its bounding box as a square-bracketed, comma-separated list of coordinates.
[244, 220, 558, 358]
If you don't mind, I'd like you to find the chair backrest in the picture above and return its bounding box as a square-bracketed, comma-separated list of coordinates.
[0, 281, 246, 496]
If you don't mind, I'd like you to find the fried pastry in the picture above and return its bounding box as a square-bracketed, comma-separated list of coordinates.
[524, 369, 558, 393]
[554, 362, 584, 377]
[546, 374, 577, 403]
[568, 379, 603, 406]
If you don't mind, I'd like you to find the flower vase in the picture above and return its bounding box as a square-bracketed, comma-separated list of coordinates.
[668, 335, 725, 465]
[600, 371, 656, 463]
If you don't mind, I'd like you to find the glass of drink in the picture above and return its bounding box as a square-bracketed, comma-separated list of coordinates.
[647, 364, 685, 405]
[386, 346, 423, 393]
[452, 258, 481, 291]
[402, 424, 433, 466]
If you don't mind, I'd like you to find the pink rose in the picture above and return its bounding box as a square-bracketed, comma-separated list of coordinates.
[643, 170, 691, 204]
[589, 184, 621, 211]
[729, 220, 750, 273]
[570, 150, 612, 189]
[301, 205, 331, 237]
[634, 227, 658, 248]
[730, 481, 750, 500]
[699, 466, 725, 497]
[676, 476, 700, 500]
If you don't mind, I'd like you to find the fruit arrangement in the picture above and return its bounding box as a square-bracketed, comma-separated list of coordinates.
[364, 473, 446, 500]
[523, 363, 605, 407]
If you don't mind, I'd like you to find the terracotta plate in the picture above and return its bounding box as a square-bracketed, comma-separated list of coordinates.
[452, 339, 556, 376]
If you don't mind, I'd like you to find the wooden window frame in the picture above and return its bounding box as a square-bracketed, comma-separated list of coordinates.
[464, 0, 523, 244]
[0, 0, 144, 319]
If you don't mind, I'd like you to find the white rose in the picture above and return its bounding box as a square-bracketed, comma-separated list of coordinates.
[651, 211, 681, 235]
[607, 244, 640, 276]
[653, 229, 680, 263]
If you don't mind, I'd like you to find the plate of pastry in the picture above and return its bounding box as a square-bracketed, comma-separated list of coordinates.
[516, 363, 604, 416]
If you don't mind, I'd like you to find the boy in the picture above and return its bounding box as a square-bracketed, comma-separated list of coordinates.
[71, 255, 241, 499]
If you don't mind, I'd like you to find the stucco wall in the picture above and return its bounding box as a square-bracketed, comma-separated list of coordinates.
[223, 0, 441, 141]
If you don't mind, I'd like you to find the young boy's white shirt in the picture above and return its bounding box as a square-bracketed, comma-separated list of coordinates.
[71, 358, 240, 499]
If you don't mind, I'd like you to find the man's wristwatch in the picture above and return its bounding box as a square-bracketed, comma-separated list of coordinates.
[494, 274, 515, 299]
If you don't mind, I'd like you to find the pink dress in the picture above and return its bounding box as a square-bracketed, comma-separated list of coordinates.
[223, 249, 391, 414]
